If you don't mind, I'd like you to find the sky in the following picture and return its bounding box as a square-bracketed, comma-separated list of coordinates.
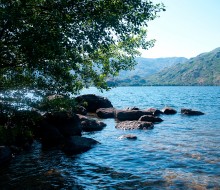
[140, 0, 220, 58]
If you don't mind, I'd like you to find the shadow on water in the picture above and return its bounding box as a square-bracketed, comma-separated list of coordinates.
[0, 141, 83, 190]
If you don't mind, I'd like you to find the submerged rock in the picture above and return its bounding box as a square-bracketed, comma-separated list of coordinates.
[116, 121, 154, 130]
[75, 94, 113, 112]
[62, 136, 99, 154]
[181, 108, 204, 116]
[161, 107, 177, 115]
[96, 108, 115, 119]
[115, 110, 153, 121]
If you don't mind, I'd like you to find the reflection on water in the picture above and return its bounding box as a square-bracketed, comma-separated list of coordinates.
[0, 87, 220, 189]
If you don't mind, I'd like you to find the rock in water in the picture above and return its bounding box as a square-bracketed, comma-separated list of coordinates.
[181, 108, 204, 115]
[115, 110, 153, 121]
[96, 108, 115, 119]
[116, 121, 154, 130]
[119, 134, 137, 140]
[161, 107, 177, 115]
[75, 94, 113, 112]
[42, 111, 82, 137]
[145, 108, 163, 116]
[126, 107, 140, 111]
[62, 136, 99, 154]
[77, 114, 106, 132]
[139, 115, 163, 123]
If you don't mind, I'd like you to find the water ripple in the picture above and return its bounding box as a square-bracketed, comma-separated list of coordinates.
[1, 86, 220, 189]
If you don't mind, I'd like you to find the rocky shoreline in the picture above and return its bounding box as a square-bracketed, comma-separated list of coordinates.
[0, 94, 204, 166]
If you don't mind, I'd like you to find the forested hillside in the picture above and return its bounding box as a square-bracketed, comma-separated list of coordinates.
[145, 47, 220, 86]
[107, 57, 187, 86]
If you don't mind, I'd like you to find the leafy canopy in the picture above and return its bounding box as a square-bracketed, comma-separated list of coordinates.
[0, 0, 165, 105]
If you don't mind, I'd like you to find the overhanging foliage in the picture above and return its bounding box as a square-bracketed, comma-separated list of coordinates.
[0, 0, 165, 105]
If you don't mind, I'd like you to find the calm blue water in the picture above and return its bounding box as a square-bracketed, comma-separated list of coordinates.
[0, 86, 220, 189]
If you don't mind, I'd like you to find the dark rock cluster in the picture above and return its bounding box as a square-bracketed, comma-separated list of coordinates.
[0, 93, 205, 166]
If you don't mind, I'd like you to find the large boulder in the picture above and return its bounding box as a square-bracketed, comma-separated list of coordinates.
[75, 94, 113, 112]
[42, 111, 82, 137]
[77, 114, 106, 132]
[116, 121, 154, 130]
[115, 110, 153, 121]
[181, 108, 204, 116]
[161, 107, 177, 115]
[40, 122, 64, 147]
[139, 115, 163, 123]
[62, 136, 99, 154]
[96, 108, 115, 119]
[75, 106, 87, 115]
[0, 146, 12, 166]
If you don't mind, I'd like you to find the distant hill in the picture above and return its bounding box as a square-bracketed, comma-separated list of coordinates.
[107, 57, 188, 86]
[145, 47, 220, 86]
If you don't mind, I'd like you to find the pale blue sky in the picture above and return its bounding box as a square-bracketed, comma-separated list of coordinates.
[141, 0, 220, 58]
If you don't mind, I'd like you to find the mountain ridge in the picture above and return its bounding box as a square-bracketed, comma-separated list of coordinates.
[107, 47, 220, 86]
[145, 47, 220, 86]
[107, 57, 188, 86]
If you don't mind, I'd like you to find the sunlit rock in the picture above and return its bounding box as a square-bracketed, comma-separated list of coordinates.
[115, 110, 153, 121]
[116, 121, 154, 130]
[96, 108, 115, 119]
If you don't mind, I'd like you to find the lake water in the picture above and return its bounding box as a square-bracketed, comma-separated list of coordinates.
[0, 86, 220, 189]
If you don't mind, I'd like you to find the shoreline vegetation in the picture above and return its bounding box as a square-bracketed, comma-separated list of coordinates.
[0, 93, 204, 167]
[0, 0, 165, 168]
